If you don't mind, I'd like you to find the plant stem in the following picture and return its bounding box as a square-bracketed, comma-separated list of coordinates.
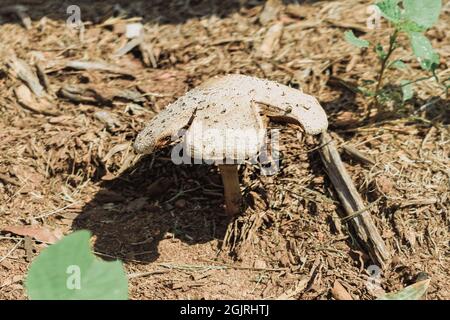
[399, 75, 434, 88]
[369, 30, 399, 115]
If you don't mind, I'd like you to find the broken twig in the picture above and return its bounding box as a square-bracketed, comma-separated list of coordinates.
[65, 60, 135, 77]
[319, 131, 391, 268]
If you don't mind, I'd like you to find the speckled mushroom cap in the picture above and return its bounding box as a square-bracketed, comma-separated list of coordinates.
[134, 74, 328, 161]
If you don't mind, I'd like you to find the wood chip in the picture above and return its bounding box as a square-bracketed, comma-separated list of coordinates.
[0, 173, 21, 187]
[59, 84, 144, 105]
[113, 37, 142, 57]
[8, 55, 45, 98]
[257, 22, 284, 58]
[14, 85, 59, 116]
[65, 60, 135, 77]
[259, 0, 282, 25]
[331, 280, 353, 300]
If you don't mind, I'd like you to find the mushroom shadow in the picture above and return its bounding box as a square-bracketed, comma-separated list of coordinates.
[72, 148, 230, 263]
[0, 0, 319, 27]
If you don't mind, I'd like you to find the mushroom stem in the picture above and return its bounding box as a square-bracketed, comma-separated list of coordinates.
[218, 164, 242, 216]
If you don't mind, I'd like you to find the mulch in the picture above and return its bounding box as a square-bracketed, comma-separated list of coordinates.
[0, 0, 448, 300]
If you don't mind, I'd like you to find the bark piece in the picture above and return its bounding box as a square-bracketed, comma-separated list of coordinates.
[319, 131, 391, 268]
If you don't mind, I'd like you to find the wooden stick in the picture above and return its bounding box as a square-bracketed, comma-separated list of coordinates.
[342, 145, 376, 166]
[319, 131, 390, 268]
[218, 164, 242, 216]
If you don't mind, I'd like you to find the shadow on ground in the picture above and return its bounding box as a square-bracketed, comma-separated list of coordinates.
[72, 148, 231, 263]
[0, 0, 316, 26]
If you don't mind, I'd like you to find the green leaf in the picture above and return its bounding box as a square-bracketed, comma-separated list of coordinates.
[362, 79, 376, 85]
[397, 20, 427, 33]
[400, 80, 414, 101]
[26, 230, 128, 300]
[389, 59, 407, 69]
[378, 279, 430, 300]
[408, 32, 440, 70]
[403, 0, 442, 29]
[357, 86, 376, 97]
[375, 43, 387, 60]
[376, 0, 401, 23]
[344, 30, 370, 48]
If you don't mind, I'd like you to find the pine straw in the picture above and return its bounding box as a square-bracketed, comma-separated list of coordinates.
[0, 0, 448, 299]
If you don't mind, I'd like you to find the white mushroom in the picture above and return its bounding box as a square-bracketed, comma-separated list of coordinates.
[134, 74, 328, 215]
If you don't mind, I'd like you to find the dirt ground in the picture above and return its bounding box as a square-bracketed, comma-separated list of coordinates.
[0, 0, 448, 300]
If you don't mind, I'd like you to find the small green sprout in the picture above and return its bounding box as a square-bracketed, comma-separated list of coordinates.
[344, 0, 444, 113]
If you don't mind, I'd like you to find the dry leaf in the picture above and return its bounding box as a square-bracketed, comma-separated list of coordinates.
[331, 280, 353, 300]
[259, 0, 282, 25]
[258, 22, 284, 58]
[2, 225, 63, 244]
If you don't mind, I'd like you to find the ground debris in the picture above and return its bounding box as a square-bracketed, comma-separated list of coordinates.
[14, 85, 59, 116]
[0, 0, 448, 301]
[7, 55, 45, 98]
[59, 84, 144, 105]
[65, 60, 135, 77]
[94, 110, 122, 131]
[1, 225, 63, 244]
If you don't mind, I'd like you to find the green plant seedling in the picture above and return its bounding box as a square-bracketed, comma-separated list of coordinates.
[344, 0, 443, 112]
[377, 278, 431, 300]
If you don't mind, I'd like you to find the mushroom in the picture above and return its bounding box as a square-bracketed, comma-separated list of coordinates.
[134, 74, 328, 216]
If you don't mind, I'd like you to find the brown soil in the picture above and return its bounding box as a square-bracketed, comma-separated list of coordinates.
[0, 0, 448, 300]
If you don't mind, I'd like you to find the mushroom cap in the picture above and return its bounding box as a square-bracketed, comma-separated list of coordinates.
[134, 74, 328, 161]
